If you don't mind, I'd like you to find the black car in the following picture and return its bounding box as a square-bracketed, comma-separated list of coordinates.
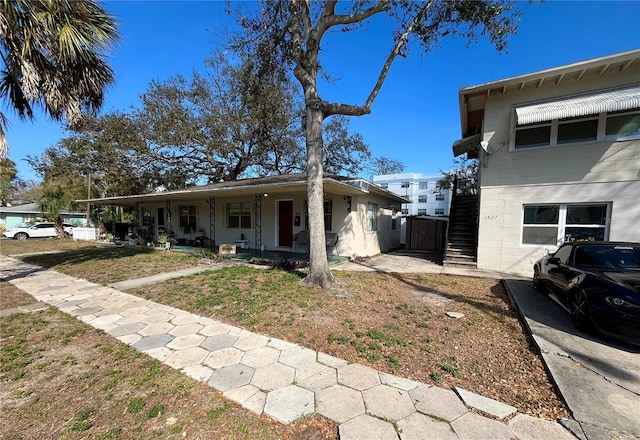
[533, 241, 640, 345]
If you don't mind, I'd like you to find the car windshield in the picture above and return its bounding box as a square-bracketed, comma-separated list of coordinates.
[574, 245, 640, 269]
[14, 223, 35, 228]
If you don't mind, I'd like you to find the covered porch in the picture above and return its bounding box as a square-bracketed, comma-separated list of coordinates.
[79, 174, 409, 259]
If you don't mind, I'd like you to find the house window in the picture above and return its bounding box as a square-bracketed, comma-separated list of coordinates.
[605, 110, 640, 140]
[514, 107, 640, 149]
[324, 199, 332, 231]
[367, 203, 378, 231]
[391, 216, 397, 230]
[304, 200, 332, 231]
[227, 203, 251, 229]
[435, 193, 445, 201]
[515, 122, 552, 148]
[522, 203, 609, 245]
[401, 208, 408, 215]
[142, 208, 152, 226]
[400, 182, 410, 188]
[417, 209, 427, 215]
[379, 183, 388, 189]
[557, 116, 598, 144]
[418, 195, 427, 203]
[435, 208, 445, 215]
[419, 182, 428, 190]
[178, 206, 197, 233]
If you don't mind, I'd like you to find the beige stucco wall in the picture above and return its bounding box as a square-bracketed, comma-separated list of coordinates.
[336, 193, 402, 257]
[476, 65, 640, 276]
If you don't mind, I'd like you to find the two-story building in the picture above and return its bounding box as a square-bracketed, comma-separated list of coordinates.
[452, 49, 640, 276]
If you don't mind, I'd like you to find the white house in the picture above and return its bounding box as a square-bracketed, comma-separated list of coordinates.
[452, 49, 640, 276]
[81, 174, 408, 257]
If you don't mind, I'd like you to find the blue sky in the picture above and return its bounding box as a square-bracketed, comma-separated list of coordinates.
[6, 0, 640, 183]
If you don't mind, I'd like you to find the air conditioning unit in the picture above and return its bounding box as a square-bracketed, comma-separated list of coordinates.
[345, 179, 370, 192]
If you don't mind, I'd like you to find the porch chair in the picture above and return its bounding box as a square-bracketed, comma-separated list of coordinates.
[325, 232, 339, 256]
[292, 230, 310, 254]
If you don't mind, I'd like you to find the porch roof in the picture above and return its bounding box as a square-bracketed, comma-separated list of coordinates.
[77, 173, 410, 207]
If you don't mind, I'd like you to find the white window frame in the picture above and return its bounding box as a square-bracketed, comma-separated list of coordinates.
[417, 208, 427, 216]
[511, 108, 640, 151]
[521, 203, 611, 246]
[418, 181, 428, 190]
[418, 195, 427, 203]
[366, 203, 378, 231]
[435, 208, 445, 215]
[178, 205, 197, 233]
[226, 202, 252, 229]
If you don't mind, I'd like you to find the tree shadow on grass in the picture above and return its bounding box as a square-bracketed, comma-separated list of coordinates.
[19, 246, 156, 269]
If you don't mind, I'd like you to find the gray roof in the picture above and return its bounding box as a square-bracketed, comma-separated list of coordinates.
[0, 202, 83, 215]
[77, 173, 410, 206]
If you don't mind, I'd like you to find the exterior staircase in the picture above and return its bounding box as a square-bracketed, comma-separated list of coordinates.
[444, 194, 479, 268]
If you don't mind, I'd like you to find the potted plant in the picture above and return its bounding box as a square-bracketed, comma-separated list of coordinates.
[158, 233, 168, 246]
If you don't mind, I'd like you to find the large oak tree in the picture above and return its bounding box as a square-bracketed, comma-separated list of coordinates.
[235, 0, 520, 290]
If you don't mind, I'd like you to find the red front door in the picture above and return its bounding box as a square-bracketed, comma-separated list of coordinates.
[278, 200, 293, 247]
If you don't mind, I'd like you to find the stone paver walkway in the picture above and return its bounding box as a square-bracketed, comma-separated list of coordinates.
[1, 255, 576, 439]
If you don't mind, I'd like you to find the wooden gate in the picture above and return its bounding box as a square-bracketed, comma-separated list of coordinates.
[405, 218, 447, 252]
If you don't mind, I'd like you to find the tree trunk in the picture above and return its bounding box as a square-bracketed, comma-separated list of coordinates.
[301, 104, 335, 290]
[54, 215, 65, 238]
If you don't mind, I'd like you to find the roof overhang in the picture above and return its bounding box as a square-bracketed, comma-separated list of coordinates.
[457, 49, 640, 137]
[78, 176, 410, 207]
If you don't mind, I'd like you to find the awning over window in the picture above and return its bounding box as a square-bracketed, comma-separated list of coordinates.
[452, 133, 481, 158]
[515, 84, 640, 125]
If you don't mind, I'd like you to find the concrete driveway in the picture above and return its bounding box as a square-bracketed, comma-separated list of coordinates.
[333, 249, 511, 279]
[506, 280, 640, 440]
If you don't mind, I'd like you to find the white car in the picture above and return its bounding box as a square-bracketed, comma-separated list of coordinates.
[3, 222, 74, 240]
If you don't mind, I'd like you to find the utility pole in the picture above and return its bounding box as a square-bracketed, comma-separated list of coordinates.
[86, 171, 91, 227]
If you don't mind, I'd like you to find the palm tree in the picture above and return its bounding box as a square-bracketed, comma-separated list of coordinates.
[0, 0, 119, 156]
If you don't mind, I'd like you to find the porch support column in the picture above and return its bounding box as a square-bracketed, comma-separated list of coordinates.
[135, 202, 140, 229]
[209, 196, 215, 247]
[166, 200, 171, 233]
[255, 193, 262, 250]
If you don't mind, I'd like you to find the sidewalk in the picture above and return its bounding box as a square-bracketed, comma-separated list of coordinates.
[1, 255, 575, 439]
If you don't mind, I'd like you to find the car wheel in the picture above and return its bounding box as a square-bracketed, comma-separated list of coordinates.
[14, 232, 28, 240]
[571, 291, 594, 332]
[532, 267, 544, 292]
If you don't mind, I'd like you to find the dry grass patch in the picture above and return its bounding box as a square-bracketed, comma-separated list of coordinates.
[0, 238, 101, 256]
[0, 306, 337, 439]
[14, 246, 201, 285]
[0, 281, 37, 309]
[130, 267, 569, 421]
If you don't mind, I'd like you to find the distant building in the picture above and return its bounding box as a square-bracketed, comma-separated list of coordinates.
[373, 173, 452, 246]
[0, 202, 87, 228]
[372, 173, 451, 217]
